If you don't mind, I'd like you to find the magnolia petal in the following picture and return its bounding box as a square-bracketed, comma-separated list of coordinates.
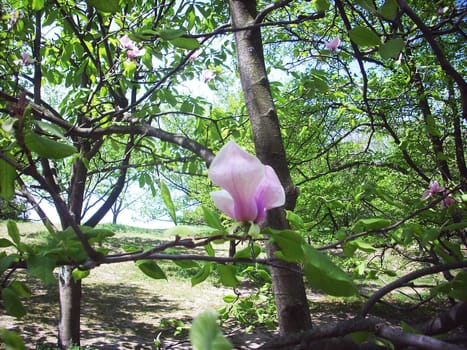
[210, 190, 236, 219]
[208, 141, 265, 208]
[260, 166, 286, 209]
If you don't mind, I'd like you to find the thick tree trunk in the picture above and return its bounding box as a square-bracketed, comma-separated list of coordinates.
[229, 0, 312, 334]
[58, 266, 82, 349]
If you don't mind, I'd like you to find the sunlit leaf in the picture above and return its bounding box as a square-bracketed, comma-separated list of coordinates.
[202, 206, 225, 231]
[302, 245, 357, 296]
[72, 269, 90, 281]
[191, 263, 212, 286]
[0, 157, 16, 201]
[189, 310, 233, 350]
[378, 38, 404, 59]
[349, 26, 381, 47]
[217, 264, 239, 288]
[136, 260, 167, 280]
[32, 0, 45, 10]
[160, 180, 177, 224]
[171, 37, 201, 50]
[268, 229, 305, 263]
[233, 244, 261, 259]
[7, 220, 20, 246]
[24, 132, 77, 160]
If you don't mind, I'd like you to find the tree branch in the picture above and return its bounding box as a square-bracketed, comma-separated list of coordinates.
[359, 261, 467, 317]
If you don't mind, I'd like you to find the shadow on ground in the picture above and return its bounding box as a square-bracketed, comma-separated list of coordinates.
[2, 274, 193, 349]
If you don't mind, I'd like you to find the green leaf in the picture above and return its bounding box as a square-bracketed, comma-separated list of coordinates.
[352, 218, 391, 233]
[344, 240, 377, 257]
[136, 260, 167, 280]
[24, 132, 77, 160]
[355, 0, 377, 11]
[156, 29, 186, 40]
[378, 38, 404, 59]
[217, 264, 239, 288]
[0, 238, 14, 248]
[159, 180, 177, 224]
[222, 295, 237, 303]
[348, 26, 381, 47]
[449, 271, 467, 301]
[0, 254, 17, 275]
[189, 310, 233, 350]
[202, 206, 225, 231]
[2, 287, 26, 318]
[0, 328, 26, 350]
[191, 263, 212, 286]
[268, 229, 305, 263]
[9, 281, 31, 298]
[170, 37, 201, 50]
[205, 243, 215, 257]
[313, 0, 330, 11]
[7, 220, 20, 246]
[173, 260, 200, 269]
[34, 121, 68, 140]
[0, 157, 16, 201]
[233, 244, 261, 259]
[27, 255, 56, 285]
[378, 0, 398, 20]
[32, 0, 45, 10]
[86, 0, 120, 13]
[302, 244, 357, 297]
[286, 210, 305, 230]
[72, 269, 90, 281]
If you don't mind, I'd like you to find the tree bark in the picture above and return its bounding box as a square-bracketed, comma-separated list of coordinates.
[58, 266, 82, 349]
[229, 0, 312, 334]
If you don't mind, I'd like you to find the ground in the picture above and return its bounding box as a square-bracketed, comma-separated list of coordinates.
[0, 222, 449, 349]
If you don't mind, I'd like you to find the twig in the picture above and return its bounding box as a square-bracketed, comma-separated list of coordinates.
[360, 261, 467, 317]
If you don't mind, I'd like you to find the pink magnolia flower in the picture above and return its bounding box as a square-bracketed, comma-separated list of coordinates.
[119, 34, 136, 50]
[441, 195, 456, 209]
[422, 180, 445, 200]
[119, 34, 145, 59]
[201, 69, 215, 82]
[208, 140, 285, 223]
[14, 53, 35, 66]
[127, 47, 146, 59]
[325, 38, 341, 51]
[189, 49, 201, 62]
[9, 10, 24, 27]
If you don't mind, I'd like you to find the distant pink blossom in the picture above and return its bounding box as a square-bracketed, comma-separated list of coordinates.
[326, 38, 341, 51]
[438, 6, 444, 14]
[189, 49, 201, 62]
[119, 34, 145, 59]
[119, 35, 136, 50]
[14, 53, 36, 66]
[127, 47, 146, 59]
[9, 10, 24, 27]
[422, 180, 445, 200]
[441, 195, 456, 209]
[201, 69, 215, 82]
